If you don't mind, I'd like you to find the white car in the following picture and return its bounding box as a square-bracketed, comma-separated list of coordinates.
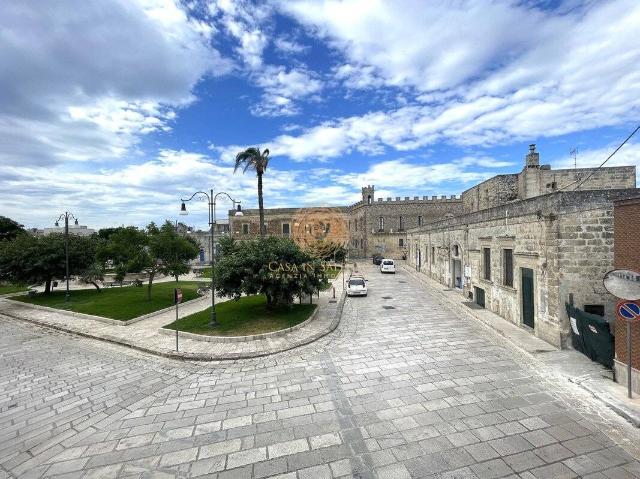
[380, 259, 396, 274]
[347, 276, 368, 296]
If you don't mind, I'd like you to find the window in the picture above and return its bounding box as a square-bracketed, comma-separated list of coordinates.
[367, 195, 372, 205]
[399, 216, 404, 231]
[452, 244, 459, 256]
[399, 238, 404, 247]
[378, 217, 384, 231]
[418, 216, 423, 227]
[585, 304, 605, 316]
[503, 249, 514, 287]
[282, 223, 290, 236]
[431, 246, 435, 264]
[483, 247, 491, 280]
[242, 224, 249, 235]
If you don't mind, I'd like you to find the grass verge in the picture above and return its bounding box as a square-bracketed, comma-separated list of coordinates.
[13, 281, 201, 320]
[0, 283, 28, 295]
[165, 295, 316, 336]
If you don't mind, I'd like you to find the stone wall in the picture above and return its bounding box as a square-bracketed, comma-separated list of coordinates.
[521, 166, 636, 199]
[462, 175, 519, 213]
[348, 196, 463, 258]
[406, 188, 640, 348]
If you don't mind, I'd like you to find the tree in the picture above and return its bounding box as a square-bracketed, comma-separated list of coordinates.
[234, 147, 270, 237]
[96, 226, 149, 282]
[149, 221, 200, 283]
[0, 216, 26, 241]
[97, 222, 199, 300]
[214, 236, 325, 307]
[0, 233, 98, 293]
[80, 262, 105, 292]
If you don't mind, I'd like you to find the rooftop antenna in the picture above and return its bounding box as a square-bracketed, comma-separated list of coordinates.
[570, 147, 578, 169]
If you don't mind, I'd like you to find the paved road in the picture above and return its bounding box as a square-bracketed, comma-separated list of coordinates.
[2, 265, 640, 478]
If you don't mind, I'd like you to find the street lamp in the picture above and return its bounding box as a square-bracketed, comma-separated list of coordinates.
[180, 190, 242, 328]
[54, 212, 78, 302]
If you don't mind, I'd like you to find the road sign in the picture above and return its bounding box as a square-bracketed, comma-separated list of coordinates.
[618, 301, 640, 320]
[616, 299, 640, 399]
[174, 288, 183, 304]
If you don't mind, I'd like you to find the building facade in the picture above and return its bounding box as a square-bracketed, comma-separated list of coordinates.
[407, 146, 637, 348]
[228, 189, 463, 259]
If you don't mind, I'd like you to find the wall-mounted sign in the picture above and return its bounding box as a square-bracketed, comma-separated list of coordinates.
[603, 269, 640, 300]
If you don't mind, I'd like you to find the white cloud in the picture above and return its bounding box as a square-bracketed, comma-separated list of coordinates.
[274, 36, 309, 55]
[0, 0, 231, 167]
[252, 66, 323, 116]
[274, 0, 640, 150]
[1, 149, 305, 229]
[334, 159, 492, 192]
[552, 141, 640, 173]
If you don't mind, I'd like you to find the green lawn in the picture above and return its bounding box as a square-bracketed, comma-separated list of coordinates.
[13, 281, 201, 320]
[325, 266, 341, 279]
[165, 295, 316, 336]
[0, 284, 28, 295]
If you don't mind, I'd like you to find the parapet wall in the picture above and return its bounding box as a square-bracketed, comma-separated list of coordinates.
[349, 195, 461, 210]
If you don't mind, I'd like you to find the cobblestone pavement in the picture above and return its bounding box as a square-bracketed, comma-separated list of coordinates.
[2, 265, 640, 478]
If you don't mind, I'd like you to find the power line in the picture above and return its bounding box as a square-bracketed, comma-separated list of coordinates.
[573, 124, 640, 191]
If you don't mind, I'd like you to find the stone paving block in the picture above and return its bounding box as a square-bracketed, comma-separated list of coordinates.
[297, 463, 332, 479]
[469, 458, 513, 479]
[268, 438, 309, 459]
[488, 435, 533, 456]
[310, 433, 342, 450]
[529, 462, 578, 478]
[159, 447, 198, 466]
[198, 439, 242, 459]
[225, 446, 267, 469]
[375, 463, 411, 479]
[534, 443, 575, 463]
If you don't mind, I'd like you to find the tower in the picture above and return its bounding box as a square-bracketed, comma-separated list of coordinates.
[525, 144, 540, 168]
[362, 185, 375, 205]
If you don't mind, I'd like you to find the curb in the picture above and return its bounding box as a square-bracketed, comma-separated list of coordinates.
[3, 294, 209, 326]
[159, 305, 319, 342]
[1, 290, 347, 361]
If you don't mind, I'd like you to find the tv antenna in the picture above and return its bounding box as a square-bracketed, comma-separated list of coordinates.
[570, 148, 578, 169]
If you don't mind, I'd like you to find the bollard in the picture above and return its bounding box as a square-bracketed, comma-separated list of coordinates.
[175, 301, 179, 352]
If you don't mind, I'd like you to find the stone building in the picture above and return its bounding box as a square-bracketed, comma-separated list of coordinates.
[228, 189, 463, 259]
[406, 146, 638, 348]
[188, 221, 230, 267]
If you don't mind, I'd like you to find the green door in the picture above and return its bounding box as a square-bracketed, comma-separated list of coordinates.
[521, 268, 535, 328]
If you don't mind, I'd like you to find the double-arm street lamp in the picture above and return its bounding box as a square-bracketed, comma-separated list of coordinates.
[180, 190, 242, 328]
[54, 212, 78, 302]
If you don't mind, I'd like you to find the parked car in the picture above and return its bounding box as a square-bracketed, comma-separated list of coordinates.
[380, 259, 396, 274]
[372, 254, 383, 265]
[347, 275, 368, 297]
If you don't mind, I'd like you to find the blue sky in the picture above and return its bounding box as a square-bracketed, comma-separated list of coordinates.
[1, 0, 639, 230]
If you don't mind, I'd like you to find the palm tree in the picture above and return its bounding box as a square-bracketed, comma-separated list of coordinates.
[234, 147, 270, 237]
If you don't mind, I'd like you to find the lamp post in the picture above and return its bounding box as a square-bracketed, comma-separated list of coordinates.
[54, 212, 78, 302]
[180, 190, 242, 328]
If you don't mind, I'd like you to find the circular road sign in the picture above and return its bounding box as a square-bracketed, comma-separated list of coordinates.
[618, 301, 640, 320]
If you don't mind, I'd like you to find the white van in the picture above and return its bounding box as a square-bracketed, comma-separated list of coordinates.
[380, 259, 396, 274]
